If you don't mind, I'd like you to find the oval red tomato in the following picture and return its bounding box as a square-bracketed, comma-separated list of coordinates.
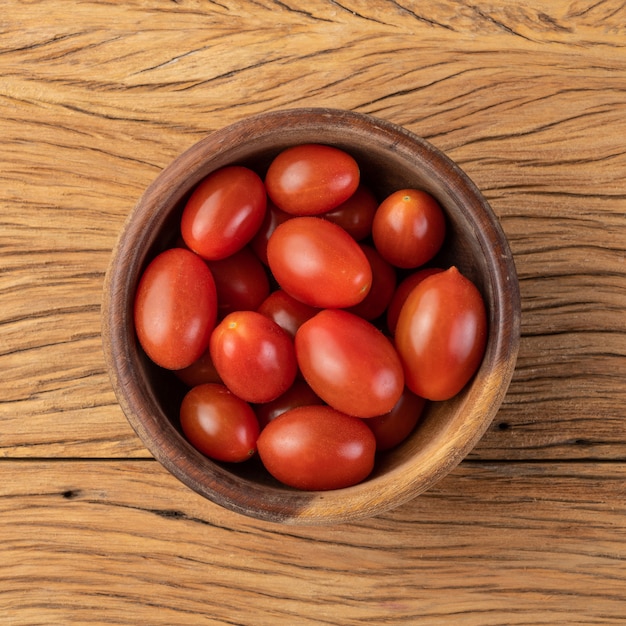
[265, 144, 360, 215]
[364, 388, 426, 451]
[181, 165, 267, 260]
[210, 310, 297, 403]
[257, 405, 376, 490]
[267, 216, 372, 308]
[395, 266, 487, 401]
[206, 246, 270, 317]
[372, 189, 446, 269]
[180, 383, 259, 462]
[295, 309, 404, 418]
[134, 248, 217, 370]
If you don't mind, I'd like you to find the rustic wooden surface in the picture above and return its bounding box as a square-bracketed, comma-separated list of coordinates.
[1, 1, 625, 623]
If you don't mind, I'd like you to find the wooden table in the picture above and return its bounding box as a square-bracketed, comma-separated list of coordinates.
[2, 2, 625, 623]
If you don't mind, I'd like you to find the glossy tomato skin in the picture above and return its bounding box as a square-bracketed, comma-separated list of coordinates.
[267, 216, 372, 308]
[386, 267, 443, 335]
[134, 248, 217, 370]
[364, 388, 426, 451]
[181, 166, 267, 261]
[180, 383, 259, 463]
[257, 405, 376, 490]
[295, 309, 404, 418]
[395, 266, 487, 401]
[257, 289, 318, 339]
[210, 310, 297, 403]
[372, 189, 446, 269]
[323, 184, 378, 241]
[206, 246, 270, 318]
[347, 244, 397, 321]
[265, 144, 360, 216]
[255, 379, 324, 430]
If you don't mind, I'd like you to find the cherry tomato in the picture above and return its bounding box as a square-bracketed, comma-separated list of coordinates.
[386, 267, 443, 334]
[257, 289, 318, 339]
[257, 405, 376, 490]
[249, 200, 291, 265]
[265, 144, 360, 216]
[323, 184, 378, 240]
[395, 266, 487, 401]
[295, 309, 404, 418]
[206, 246, 270, 318]
[210, 310, 297, 403]
[181, 166, 267, 260]
[347, 244, 396, 321]
[180, 383, 259, 463]
[267, 216, 372, 308]
[255, 380, 324, 430]
[174, 347, 222, 387]
[372, 189, 446, 268]
[364, 388, 426, 451]
[134, 248, 217, 370]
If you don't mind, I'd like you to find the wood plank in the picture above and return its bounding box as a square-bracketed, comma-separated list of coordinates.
[2, 459, 626, 624]
[1, 0, 625, 458]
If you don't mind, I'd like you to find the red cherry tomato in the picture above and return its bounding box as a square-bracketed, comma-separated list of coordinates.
[295, 309, 404, 418]
[181, 166, 267, 260]
[180, 383, 259, 463]
[255, 380, 324, 430]
[323, 184, 378, 240]
[386, 267, 443, 334]
[395, 266, 487, 401]
[257, 289, 319, 338]
[372, 189, 446, 268]
[267, 216, 372, 308]
[249, 200, 291, 266]
[134, 248, 217, 370]
[265, 144, 360, 216]
[364, 388, 426, 451]
[210, 310, 297, 403]
[206, 246, 270, 318]
[347, 244, 396, 321]
[257, 405, 376, 490]
[174, 347, 222, 387]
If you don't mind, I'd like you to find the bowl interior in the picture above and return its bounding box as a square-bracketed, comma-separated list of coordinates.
[102, 108, 520, 524]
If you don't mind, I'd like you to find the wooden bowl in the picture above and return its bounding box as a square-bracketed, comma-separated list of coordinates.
[102, 108, 521, 525]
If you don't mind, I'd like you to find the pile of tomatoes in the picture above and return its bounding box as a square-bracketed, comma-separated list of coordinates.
[133, 144, 487, 491]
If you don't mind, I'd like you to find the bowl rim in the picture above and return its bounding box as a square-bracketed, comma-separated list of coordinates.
[102, 107, 521, 525]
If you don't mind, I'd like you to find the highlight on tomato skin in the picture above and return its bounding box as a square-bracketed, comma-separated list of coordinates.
[256, 405, 377, 491]
[394, 266, 487, 401]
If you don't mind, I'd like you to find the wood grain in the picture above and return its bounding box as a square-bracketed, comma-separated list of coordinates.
[2, 460, 626, 624]
[1, 1, 625, 620]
